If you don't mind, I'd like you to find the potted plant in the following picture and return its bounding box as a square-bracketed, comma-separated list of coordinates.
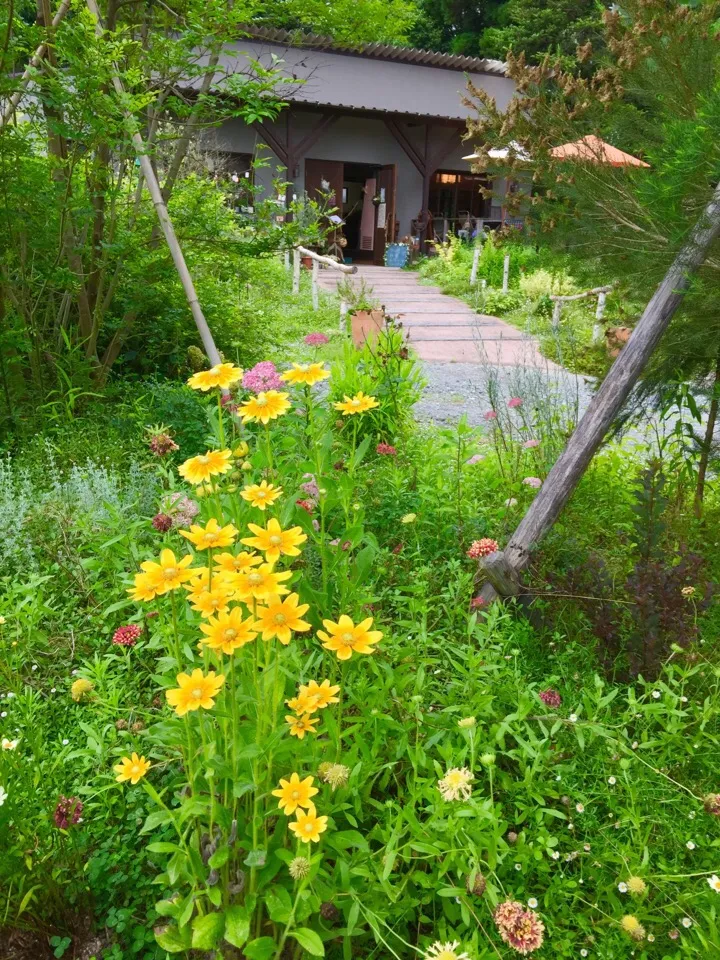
[337, 278, 385, 348]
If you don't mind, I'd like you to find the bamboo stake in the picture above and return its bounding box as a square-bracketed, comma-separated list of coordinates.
[479, 177, 720, 604]
[85, 0, 222, 366]
[0, 0, 71, 130]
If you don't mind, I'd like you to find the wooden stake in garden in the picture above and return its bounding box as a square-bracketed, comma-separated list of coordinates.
[84, 0, 222, 367]
[479, 178, 720, 604]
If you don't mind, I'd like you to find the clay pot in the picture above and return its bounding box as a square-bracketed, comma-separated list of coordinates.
[350, 309, 385, 348]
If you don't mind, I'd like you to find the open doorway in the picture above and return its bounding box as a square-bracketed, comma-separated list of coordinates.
[305, 158, 396, 265]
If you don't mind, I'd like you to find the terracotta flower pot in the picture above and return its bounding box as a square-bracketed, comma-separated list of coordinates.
[350, 309, 385, 348]
[301, 256, 313, 269]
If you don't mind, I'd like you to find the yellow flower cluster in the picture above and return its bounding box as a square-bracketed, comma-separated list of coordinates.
[285, 679, 340, 739]
[272, 773, 328, 844]
[333, 392, 379, 416]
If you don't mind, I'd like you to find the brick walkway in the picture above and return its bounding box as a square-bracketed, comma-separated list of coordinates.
[316, 264, 554, 367]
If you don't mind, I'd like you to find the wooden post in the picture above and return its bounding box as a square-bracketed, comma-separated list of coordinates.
[478, 176, 720, 603]
[284, 250, 290, 271]
[470, 240, 481, 285]
[311, 259, 319, 310]
[552, 300, 562, 331]
[502, 254, 510, 293]
[593, 290, 607, 343]
[340, 299, 348, 332]
[84, 0, 222, 366]
[292, 249, 301, 295]
[0, 0, 72, 130]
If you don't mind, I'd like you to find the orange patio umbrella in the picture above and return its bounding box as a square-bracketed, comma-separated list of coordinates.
[549, 134, 649, 168]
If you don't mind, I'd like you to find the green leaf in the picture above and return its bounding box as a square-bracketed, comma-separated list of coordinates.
[141, 809, 172, 834]
[191, 911, 224, 950]
[244, 935, 277, 960]
[224, 905, 250, 948]
[147, 842, 181, 854]
[290, 927, 325, 956]
[154, 924, 191, 953]
[244, 848, 267, 867]
[208, 845, 231, 869]
[265, 886, 292, 924]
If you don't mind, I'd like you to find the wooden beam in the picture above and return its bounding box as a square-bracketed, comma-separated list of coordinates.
[294, 113, 340, 160]
[480, 176, 720, 602]
[253, 120, 289, 166]
[384, 118, 425, 176]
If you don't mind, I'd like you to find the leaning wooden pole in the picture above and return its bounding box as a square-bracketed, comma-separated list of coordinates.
[480, 178, 720, 603]
[85, 0, 222, 366]
[0, 0, 72, 130]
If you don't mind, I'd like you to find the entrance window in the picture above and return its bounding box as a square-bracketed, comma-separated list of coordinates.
[429, 170, 489, 225]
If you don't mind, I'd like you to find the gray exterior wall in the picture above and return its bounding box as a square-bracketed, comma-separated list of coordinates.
[209, 113, 506, 238]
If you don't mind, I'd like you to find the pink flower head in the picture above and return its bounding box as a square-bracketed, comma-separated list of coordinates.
[242, 361, 284, 393]
[483, 410, 498, 421]
[296, 498, 315, 514]
[304, 332, 329, 346]
[162, 493, 200, 529]
[152, 513, 173, 532]
[467, 538, 499, 560]
[149, 433, 179, 456]
[704, 794, 720, 816]
[493, 901, 544, 954]
[523, 477, 542, 489]
[523, 439, 540, 449]
[300, 474, 320, 499]
[539, 689, 562, 708]
[669, 930, 679, 940]
[112, 624, 142, 647]
[53, 796, 83, 829]
[466, 454, 485, 465]
[470, 596, 487, 610]
[508, 397, 523, 409]
[376, 443, 397, 456]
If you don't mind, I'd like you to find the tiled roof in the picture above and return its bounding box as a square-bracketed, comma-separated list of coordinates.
[242, 25, 507, 77]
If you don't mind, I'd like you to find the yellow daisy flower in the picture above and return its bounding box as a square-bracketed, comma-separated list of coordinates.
[199, 607, 257, 654]
[288, 803, 328, 843]
[178, 449, 233, 485]
[303, 679, 340, 709]
[272, 773, 319, 815]
[238, 391, 291, 425]
[241, 480, 283, 511]
[254, 593, 311, 645]
[180, 517, 238, 551]
[166, 669, 225, 717]
[317, 614, 383, 661]
[286, 688, 320, 714]
[213, 552, 263, 579]
[281, 362, 331, 386]
[128, 571, 159, 602]
[241, 517, 307, 564]
[187, 363, 243, 391]
[285, 714, 319, 739]
[186, 585, 233, 619]
[114, 753, 151, 784]
[226, 563, 292, 602]
[333, 392, 379, 416]
[139, 549, 196, 594]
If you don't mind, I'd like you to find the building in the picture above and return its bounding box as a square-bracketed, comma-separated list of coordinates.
[206, 28, 516, 264]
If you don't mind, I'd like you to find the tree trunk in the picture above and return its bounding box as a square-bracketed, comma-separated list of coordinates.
[479, 177, 720, 602]
[693, 350, 720, 517]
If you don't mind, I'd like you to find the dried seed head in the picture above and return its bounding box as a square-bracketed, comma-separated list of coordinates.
[466, 871, 487, 896]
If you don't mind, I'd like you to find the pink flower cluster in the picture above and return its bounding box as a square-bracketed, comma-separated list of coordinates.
[113, 624, 142, 647]
[483, 410, 498, 421]
[242, 361, 284, 393]
[300, 474, 320, 498]
[53, 796, 83, 829]
[162, 493, 199, 528]
[523, 439, 540, 449]
[296, 498, 315, 514]
[376, 443, 397, 456]
[508, 397, 523, 409]
[467, 538, 499, 560]
[523, 477, 542, 489]
[470, 596, 487, 610]
[539, 689, 562, 708]
[493, 901, 544, 954]
[148, 433, 178, 456]
[305, 332, 329, 346]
